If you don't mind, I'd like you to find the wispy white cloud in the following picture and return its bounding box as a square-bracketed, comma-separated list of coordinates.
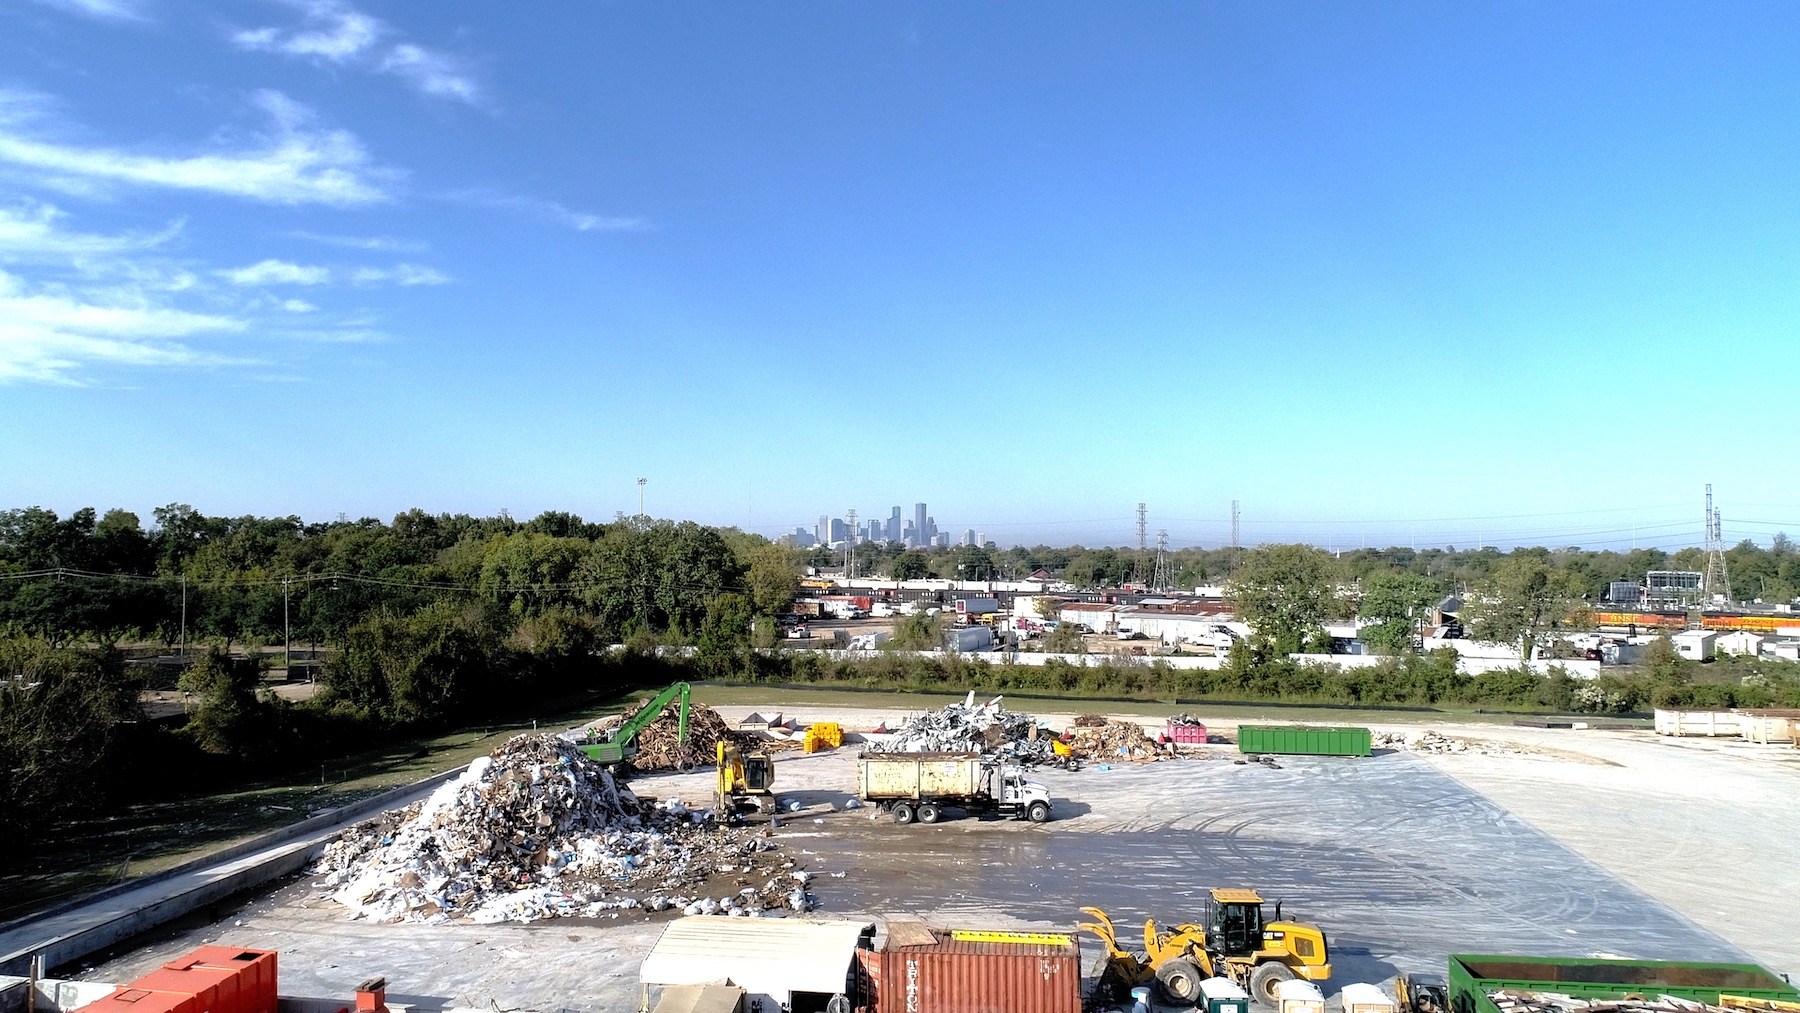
[233, 1, 481, 105]
[279, 298, 316, 313]
[0, 199, 180, 260]
[444, 189, 646, 233]
[25, 0, 147, 22]
[288, 230, 427, 253]
[217, 259, 331, 285]
[0, 88, 393, 205]
[0, 268, 252, 385]
[351, 263, 449, 286]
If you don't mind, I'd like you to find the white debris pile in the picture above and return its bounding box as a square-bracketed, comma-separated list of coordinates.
[870, 692, 1052, 759]
[313, 733, 808, 923]
[1372, 730, 1535, 756]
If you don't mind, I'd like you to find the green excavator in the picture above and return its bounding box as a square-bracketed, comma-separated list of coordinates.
[580, 681, 692, 766]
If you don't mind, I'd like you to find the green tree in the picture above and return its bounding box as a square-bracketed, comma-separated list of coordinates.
[888, 610, 946, 650]
[1463, 556, 1588, 663]
[178, 647, 268, 757]
[744, 545, 800, 616]
[696, 593, 753, 673]
[1358, 571, 1442, 653]
[1228, 544, 1339, 654]
[1043, 623, 1086, 654]
[949, 546, 998, 581]
[890, 551, 930, 580]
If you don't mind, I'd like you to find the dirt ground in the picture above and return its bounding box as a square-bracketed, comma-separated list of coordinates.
[80, 703, 1800, 1013]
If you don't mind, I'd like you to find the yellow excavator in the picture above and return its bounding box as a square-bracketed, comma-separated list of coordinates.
[716, 740, 776, 814]
[1081, 889, 1332, 1007]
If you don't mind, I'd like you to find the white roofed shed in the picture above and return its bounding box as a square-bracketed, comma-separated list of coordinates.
[639, 916, 874, 1011]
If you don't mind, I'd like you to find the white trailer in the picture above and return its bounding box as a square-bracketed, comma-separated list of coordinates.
[856, 753, 1052, 825]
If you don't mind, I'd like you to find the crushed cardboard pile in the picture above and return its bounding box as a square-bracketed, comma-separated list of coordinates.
[313, 733, 807, 924]
[870, 692, 1053, 759]
[1067, 720, 1163, 761]
[1372, 730, 1535, 756]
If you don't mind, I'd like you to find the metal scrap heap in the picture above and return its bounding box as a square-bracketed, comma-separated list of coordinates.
[314, 733, 808, 924]
[1373, 730, 1535, 756]
[871, 693, 1053, 760]
[1488, 991, 1741, 1013]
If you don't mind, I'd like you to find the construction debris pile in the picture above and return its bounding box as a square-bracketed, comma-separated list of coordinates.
[313, 733, 807, 924]
[1169, 713, 1206, 728]
[1488, 991, 1742, 1013]
[1373, 730, 1536, 756]
[630, 702, 749, 771]
[1073, 712, 1108, 728]
[871, 693, 1053, 760]
[1067, 720, 1163, 761]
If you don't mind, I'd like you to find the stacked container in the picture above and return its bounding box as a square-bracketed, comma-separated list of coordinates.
[1236, 726, 1372, 757]
[865, 931, 1080, 1013]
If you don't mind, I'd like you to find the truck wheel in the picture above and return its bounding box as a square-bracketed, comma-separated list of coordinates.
[1156, 958, 1205, 1004]
[893, 803, 916, 825]
[917, 802, 942, 824]
[1027, 801, 1051, 823]
[1250, 962, 1295, 1006]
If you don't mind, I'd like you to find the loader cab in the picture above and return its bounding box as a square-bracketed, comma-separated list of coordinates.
[1206, 889, 1266, 957]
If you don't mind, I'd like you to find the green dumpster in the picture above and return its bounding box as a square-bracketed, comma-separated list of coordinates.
[1236, 725, 1372, 757]
[1447, 954, 1800, 1013]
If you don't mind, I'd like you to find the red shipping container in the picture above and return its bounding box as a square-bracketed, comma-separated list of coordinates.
[75, 948, 278, 1013]
[871, 933, 1080, 1013]
[1166, 720, 1207, 744]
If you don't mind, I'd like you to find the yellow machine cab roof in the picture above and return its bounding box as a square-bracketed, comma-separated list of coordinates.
[1211, 888, 1264, 904]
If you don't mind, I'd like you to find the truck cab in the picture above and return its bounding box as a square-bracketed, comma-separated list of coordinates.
[990, 764, 1054, 823]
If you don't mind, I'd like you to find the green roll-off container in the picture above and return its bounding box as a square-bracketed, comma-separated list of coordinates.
[1447, 954, 1800, 1013]
[1236, 725, 1372, 757]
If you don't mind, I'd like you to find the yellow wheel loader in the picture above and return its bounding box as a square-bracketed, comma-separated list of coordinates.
[1080, 889, 1331, 1007]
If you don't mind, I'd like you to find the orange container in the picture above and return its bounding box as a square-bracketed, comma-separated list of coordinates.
[75, 947, 278, 1013]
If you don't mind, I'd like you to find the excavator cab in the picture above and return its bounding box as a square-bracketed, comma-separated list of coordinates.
[717, 741, 776, 815]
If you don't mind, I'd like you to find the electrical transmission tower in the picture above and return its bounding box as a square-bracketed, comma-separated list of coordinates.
[1134, 503, 1149, 585]
[1230, 500, 1241, 548]
[1152, 530, 1173, 591]
[845, 508, 858, 579]
[1702, 484, 1731, 603]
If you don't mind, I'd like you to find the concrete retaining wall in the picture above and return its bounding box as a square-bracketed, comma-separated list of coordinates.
[0, 765, 467, 976]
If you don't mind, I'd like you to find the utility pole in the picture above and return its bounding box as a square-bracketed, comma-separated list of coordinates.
[1230, 500, 1241, 548]
[283, 578, 292, 675]
[179, 576, 187, 658]
[636, 477, 647, 519]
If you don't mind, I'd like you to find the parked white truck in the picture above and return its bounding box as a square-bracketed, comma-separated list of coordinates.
[856, 752, 1053, 825]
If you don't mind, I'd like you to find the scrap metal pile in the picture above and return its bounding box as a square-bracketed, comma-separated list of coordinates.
[871, 693, 1054, 760]
[1067, 719, 1163, 761]
[313, 733, 808, 924]
[1488, 991, 1742, 1013]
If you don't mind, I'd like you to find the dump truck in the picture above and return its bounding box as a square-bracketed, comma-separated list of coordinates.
[1081, 889, 1332, 1007]
[857, 752, 1052, 824]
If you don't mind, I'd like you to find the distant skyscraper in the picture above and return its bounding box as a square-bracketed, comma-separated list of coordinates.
[902, 520, 917, 545]
[816, 514, 829, 545]
[890, 506, 902, 544]
[914, 503, 927, 547]
[926, 515, 939, 543]
[962, 528, 976, 546]
[829, 518, 847, 544]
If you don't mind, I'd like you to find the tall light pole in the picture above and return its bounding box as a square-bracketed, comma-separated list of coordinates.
[282, 577, 291, 676]
[637, 477, 647, 519]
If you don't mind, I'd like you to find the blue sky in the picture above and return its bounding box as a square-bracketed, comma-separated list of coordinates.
[0, 1, 1795, 551]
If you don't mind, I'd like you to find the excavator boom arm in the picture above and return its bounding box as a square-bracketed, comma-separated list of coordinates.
[615, 682, 690, 750]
